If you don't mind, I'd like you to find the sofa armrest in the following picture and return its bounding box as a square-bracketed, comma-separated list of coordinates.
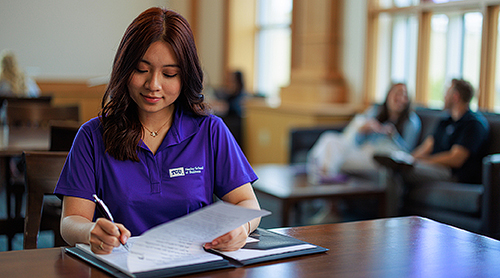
[481, 154, 500, 238]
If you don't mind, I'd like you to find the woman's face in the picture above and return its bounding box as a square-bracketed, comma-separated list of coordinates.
[128, 40, 181, 118]
[386, 84, 409, 115]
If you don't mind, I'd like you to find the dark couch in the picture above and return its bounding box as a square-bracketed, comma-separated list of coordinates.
[288, 107, 500, 239]
[401, 108, 500, 239]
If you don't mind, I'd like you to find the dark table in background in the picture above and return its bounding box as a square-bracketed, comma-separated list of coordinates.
[253, 164, 386, 226]
[2, 216, 500, 277]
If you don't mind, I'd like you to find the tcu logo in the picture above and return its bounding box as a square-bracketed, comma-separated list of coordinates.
[169, 167, 185, 178]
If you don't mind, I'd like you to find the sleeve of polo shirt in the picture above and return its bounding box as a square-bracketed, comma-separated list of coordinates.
[395, 111, 422, 152]
[54, 120, 97, 202]
[353, 105, 378, 146]
[210, 116, 258, 198]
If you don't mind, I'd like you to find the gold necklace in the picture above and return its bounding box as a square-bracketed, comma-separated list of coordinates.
[142, 118, 170, 138]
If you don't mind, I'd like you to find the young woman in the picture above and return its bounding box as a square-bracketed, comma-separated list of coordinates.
[54, 7, 261, 254]
[307, 83, 421, 180]
[356, 83, 421, 152]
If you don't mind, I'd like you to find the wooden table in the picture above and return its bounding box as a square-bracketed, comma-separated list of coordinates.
[2, 216, 500, 277]
[253, 164, 386, 226]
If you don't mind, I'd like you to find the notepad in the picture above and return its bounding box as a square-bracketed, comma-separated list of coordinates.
[66, 202, 328, 278]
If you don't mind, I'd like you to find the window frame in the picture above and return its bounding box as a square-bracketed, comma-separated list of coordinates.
[254, 0, 293, 98]
[365, 0, 500, 111]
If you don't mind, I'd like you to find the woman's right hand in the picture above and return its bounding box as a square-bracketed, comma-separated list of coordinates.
[89, 218, 130, 254]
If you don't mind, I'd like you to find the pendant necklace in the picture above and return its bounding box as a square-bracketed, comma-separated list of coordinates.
[142, 118, 171, 138]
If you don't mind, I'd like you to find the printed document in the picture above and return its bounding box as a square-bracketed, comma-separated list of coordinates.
[77, 202, 270, 274]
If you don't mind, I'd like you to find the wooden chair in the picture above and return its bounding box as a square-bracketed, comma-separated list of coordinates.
[49, 120, 81, 151]
[0, 100, 77, 250]
[23, 151, 68, 249]
[5, 104, 79, 228]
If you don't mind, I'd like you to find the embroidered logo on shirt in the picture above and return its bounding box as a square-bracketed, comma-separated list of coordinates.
[169, 166, 204, 178]
[169, 167, 185, 177]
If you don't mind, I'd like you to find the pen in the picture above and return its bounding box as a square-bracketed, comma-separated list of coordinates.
[92, 194, 130, 251]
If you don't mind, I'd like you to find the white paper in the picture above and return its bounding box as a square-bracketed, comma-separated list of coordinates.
[77, 237, 222, 275]
[215, 244, 317, 261]
[76, 238, 137, 274]
[75, 202, 270, 274]
[127, 202, 271, 273]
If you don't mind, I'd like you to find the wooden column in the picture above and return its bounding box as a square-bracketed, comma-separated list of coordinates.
[479, 5, 499, 110]
[364, 0, 380, 105]
[415, 11, 432, 106]
[189, 0, 199, 40]
[280, 0, 347, 105]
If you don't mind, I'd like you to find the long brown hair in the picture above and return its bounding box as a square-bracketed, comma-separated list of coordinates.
[99, 7, 208, 161]
[376, 83, 411, 135]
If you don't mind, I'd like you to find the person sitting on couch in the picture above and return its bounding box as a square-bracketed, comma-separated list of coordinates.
[376, 78, 490, 185]
[307, 82, 421, 182]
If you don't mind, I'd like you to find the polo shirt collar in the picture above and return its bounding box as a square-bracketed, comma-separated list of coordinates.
[137, 105, 201, 153]
[445, 109, 471, 124]
[137, 105, 201, 152]
[162, 105, 200, 147]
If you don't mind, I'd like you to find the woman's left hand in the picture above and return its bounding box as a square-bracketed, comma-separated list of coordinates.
[204, 225, 248, 251]
[381, 123, 396, 136]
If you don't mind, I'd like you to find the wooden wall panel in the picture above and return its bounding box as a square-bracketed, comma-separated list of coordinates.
[37, 80, 105, 123]
[281, 0, 346, 105]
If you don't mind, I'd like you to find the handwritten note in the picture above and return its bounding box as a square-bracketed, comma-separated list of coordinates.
[127, 202, 270, 273]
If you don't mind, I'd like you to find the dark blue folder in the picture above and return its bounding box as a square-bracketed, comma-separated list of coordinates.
[65, 228, 328, 277]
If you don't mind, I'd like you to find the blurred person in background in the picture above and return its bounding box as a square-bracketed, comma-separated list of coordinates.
[0, 50, 40, 97]
[211, 70, 248, 147]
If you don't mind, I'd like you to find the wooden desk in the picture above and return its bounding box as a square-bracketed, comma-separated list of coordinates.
[2, 217, 500, 277]
[253, 164, 386, 226]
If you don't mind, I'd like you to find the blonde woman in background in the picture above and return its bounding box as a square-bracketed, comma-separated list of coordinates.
[0, 50, 40, 97]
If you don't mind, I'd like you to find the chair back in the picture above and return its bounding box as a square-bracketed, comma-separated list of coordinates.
[23, 151, 68, 249]
[49, 120, 81, 151]
[7, 104, 79, 127]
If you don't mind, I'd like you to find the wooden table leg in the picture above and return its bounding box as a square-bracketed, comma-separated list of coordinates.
[378, 192, 387, 217]
[282, 200, 292, 227]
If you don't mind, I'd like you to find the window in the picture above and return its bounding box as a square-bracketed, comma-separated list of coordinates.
[374, 13, 418, 103]
[462, 12, 483, 109]
[255, 0, 292, 98]
[428, 14, 449, 107]
[428, 12, 482, 108]
[495, 10, 500, 112]
[379, 0, 421, 8]
[366, 0, 496, 111]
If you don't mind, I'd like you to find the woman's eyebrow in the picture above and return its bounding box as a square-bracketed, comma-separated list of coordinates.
[140, 59, 180, 68]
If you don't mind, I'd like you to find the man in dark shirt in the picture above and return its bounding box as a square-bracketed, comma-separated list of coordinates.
[410, 79, 489, 184]
[374, 79, 489, 215]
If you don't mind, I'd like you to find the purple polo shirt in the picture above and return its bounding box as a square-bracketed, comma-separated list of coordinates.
[54, 107, 258, 236]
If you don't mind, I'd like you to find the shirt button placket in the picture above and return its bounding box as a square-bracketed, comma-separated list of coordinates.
[147, 152, 161, 194]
